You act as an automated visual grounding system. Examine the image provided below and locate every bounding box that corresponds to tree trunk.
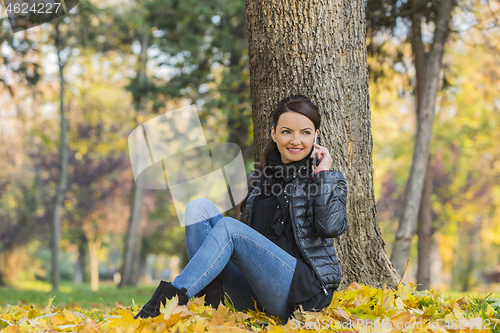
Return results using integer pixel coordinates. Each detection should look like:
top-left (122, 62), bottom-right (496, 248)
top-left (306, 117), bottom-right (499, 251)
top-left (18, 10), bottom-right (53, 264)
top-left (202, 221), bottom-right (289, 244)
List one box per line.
top-left (416, 155), bottom-right (433, 290)
top-left (131, 230), bottom-right (144, 284)
top-left (430, 234), bottom-right (443, 287)
top-left (51, 22), bottom-right (69, 292)
top-left (410, 9), bottom-right (426, 123)
top-left (120, 25), bottom-right (149, 287)
top-left (390, 0), bottom-right (456, 275)
top-left (120, 180), bottom-right (145, 286)
top-left (75, 250), bottom-right (83, 284)
top-left (75, 235), bottom-right (87, 284)
top-left (132, 250), bottom-right (147, 284)
top-left (461, 216), bottom-right (481, 291)
top-left (410, 6), bottom-right (435, 292)
top-left (88, 239), bottom-right (102, 292)
top-left (245, 0), bottom-right (399, 288)
top-left (0, 252), bottom-right (6, 286)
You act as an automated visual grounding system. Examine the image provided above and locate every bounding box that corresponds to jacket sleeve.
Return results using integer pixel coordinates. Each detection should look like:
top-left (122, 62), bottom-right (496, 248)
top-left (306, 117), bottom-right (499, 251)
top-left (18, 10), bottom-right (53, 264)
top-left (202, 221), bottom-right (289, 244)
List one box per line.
top-left (311, 170), bottom-right (348, 238)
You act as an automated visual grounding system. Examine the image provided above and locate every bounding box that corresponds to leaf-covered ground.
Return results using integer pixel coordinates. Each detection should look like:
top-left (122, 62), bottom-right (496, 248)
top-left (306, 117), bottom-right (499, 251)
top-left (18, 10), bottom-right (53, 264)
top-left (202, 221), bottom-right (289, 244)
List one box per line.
top-left (1, 282), bottom-right (499, 332)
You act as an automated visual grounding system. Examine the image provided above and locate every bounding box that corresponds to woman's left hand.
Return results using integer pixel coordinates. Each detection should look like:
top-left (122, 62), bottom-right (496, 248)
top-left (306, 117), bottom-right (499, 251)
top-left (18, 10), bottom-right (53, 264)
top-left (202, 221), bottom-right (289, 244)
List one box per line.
top-left (311, 142), bottom-right (332, 174)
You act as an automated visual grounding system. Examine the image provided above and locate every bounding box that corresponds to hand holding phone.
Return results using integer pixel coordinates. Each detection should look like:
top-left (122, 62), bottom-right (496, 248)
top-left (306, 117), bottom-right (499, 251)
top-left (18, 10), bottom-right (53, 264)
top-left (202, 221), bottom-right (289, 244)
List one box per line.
top-left (311, 133), bottom-right (333, 173)
top-left (313, 133), bottom-right (318, 167)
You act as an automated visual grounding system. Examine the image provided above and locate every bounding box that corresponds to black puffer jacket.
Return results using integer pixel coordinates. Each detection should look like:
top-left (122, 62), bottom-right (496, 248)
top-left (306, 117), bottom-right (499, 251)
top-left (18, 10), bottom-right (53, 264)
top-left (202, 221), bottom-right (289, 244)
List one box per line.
top-left (239, 168), bottom-right (348, 291)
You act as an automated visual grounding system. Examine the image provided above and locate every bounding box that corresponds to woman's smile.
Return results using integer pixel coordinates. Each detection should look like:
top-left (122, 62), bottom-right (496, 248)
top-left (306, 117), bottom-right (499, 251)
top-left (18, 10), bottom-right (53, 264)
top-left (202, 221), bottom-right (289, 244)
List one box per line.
top-left (287, 147), bottom-right (303, 153)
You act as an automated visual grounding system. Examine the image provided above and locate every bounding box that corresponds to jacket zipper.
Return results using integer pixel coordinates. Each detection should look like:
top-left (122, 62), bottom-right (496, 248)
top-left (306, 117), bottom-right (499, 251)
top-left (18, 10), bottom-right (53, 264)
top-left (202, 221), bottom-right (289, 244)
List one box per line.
top-left (289, 181), bottom-right (329, 296)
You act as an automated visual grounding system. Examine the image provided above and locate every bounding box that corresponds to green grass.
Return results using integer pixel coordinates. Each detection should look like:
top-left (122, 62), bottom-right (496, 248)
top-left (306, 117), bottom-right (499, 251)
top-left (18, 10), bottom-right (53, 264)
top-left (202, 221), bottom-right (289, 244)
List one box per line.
top-left (443, 290), bottom-right (500, 300)
top-left (1, 280), bottom-right (500, 311)
top-left (0, 280), bottom-right (157, 309)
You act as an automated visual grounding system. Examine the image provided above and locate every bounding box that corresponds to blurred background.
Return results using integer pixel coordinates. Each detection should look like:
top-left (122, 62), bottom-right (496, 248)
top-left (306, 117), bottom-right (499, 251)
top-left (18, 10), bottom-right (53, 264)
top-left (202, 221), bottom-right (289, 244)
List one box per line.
top-left (1, 0), bottom-right (500, 303)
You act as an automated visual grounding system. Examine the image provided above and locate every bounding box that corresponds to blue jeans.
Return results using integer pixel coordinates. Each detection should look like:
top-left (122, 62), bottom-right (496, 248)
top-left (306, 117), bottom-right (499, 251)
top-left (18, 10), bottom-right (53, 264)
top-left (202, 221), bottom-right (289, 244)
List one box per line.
top-left (171, 198), bottom-right (297, 319)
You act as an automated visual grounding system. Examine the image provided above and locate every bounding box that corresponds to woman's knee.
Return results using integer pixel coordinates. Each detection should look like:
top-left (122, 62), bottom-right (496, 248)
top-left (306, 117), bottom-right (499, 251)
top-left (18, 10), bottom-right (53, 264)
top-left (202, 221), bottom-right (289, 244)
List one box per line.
top-left (184, 198), bottom-right (218, 224)
top-left (215, 217), bottom-right (246, 235)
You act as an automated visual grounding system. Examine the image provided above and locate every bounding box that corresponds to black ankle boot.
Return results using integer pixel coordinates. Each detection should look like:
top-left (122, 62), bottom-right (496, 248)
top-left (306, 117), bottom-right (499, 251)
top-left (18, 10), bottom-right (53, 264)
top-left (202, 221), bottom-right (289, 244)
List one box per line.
top-left (134, 281), bottom-right (189, 319)
top-left (195, 276), bottom-right (224, 308)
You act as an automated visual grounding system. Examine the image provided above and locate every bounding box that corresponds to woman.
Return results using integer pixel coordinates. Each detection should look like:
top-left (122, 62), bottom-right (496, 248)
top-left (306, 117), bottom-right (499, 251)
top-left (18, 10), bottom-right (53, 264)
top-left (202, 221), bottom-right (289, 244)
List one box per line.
top-left (135, 95), bottom-right (348, 321)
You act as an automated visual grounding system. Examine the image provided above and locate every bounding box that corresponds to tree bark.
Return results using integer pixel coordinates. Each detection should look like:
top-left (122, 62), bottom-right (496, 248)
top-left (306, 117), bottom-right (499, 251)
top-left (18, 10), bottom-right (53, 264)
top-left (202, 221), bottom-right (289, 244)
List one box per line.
top-left (51, 22), bottom-right (69, 292)
top-left (416, 155), bottom-right (433, 290)
top-left (390, 0), bottom-right (456, 275)
top-left (410, 7), bottom-right (435, 292)
top-left (245, 0), bottom-right (399, 288)
top-left (410, 10), bottom-right (426, 122)
top-left (119, 25), bottom-right (149, 287)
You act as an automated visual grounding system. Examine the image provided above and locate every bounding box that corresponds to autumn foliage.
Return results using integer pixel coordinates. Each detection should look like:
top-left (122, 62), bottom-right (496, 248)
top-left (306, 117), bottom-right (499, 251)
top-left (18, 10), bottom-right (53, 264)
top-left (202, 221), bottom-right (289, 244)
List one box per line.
top-left (1, 282), bottom-right (499, 332)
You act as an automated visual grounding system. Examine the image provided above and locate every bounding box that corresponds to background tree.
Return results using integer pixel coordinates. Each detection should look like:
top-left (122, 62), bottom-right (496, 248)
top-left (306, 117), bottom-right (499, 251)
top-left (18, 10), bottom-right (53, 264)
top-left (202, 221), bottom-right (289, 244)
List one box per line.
top-left (117, 0), bottom-right (253, 285)
top-left (367, 0), bottom-right (500, 290)
top-left (365, 0), bottom-right (440, 289)
top-left (62, 51), bottom-right (133, 290)
top-left (390, 0), bottom-right (456, 279)
top-left (363, 0), bottom-right (458, 287)
top-left (116, 0), bottom-right (151, 287)
top-left (245, 0), bottom-right (400, 288)
top-left (432, 39), bottom-right (500, 290)
top-left (50, 20), bottom-right (69, 293)
top-left (0, 7), bottom-right (42, 287)
top-left (46, 0), bottom-right (107, 291)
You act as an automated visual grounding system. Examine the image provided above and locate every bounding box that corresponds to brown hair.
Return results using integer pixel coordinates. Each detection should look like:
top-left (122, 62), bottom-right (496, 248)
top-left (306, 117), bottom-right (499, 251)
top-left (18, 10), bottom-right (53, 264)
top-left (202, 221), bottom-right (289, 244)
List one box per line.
top-left (239, 95), bottom-right (321, 212)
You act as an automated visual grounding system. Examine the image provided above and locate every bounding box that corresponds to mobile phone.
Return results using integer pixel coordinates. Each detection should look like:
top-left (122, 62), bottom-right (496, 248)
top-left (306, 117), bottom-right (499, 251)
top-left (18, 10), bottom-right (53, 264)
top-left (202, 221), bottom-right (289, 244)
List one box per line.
top-left (313, 133), bottom-right (318, 167)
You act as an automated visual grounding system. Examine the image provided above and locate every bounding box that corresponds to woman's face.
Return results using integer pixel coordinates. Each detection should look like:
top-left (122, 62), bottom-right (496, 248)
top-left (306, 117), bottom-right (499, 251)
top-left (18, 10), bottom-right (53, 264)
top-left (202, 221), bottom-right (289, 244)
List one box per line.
top-left (271, 111), bottom-right (319, 164)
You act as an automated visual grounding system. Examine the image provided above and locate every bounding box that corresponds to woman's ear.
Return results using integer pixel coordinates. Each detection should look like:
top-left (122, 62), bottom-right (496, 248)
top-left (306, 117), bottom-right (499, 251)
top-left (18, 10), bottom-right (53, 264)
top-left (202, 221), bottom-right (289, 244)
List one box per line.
top-left (271, 126), bottom-right (276, 142)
